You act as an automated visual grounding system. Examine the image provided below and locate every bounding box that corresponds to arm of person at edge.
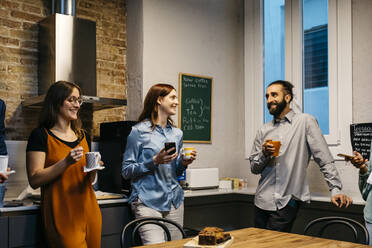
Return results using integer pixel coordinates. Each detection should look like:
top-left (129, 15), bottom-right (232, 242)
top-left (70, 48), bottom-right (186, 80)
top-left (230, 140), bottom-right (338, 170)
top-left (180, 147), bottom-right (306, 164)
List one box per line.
top-left (249, 129), bottom-right (275, 174)
top-left (26, 146), bottom-right (85, 189)
top-left (0, 168), bottom-right (11, 183)
top-left (349, 150), bottom-right (371, 201)
top-left (0, 173), bottom-right (7, 183)
top-left (306, 115), bottom-right (352, 208)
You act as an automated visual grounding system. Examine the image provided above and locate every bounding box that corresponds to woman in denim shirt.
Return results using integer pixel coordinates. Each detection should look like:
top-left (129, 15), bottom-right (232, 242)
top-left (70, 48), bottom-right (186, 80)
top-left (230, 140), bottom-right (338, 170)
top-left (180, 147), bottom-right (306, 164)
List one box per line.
top-left (122, 83), bottom-right (197, 245)
top-left (350, 146), bottom-right (372, 245)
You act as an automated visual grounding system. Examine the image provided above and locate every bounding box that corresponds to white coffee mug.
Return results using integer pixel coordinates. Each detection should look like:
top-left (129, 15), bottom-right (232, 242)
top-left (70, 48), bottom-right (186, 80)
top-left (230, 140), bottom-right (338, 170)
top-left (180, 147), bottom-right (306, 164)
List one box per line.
top-left (0, 155), bottom-right (8, 172)
top-left (85, 152), bottom-right (101, 169)
top-left (182, 147), bottom-right (195, 160)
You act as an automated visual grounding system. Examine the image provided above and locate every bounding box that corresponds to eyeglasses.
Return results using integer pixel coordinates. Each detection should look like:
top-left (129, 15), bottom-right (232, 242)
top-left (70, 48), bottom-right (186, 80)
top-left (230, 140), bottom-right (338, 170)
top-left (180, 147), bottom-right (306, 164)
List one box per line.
top-left (66, 97), bottom-right (84, 105)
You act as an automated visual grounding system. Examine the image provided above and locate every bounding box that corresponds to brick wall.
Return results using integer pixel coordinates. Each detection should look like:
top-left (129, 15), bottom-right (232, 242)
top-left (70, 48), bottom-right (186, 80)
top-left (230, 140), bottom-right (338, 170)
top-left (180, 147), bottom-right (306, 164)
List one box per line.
top-left (0, 0), bottom-right (127, 140)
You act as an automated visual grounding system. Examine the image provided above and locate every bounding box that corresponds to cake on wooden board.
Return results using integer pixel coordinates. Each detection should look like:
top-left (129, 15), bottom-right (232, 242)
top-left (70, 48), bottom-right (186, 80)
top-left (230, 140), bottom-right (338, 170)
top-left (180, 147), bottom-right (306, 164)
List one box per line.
top-left (198, 227), bottom-right (231, 245)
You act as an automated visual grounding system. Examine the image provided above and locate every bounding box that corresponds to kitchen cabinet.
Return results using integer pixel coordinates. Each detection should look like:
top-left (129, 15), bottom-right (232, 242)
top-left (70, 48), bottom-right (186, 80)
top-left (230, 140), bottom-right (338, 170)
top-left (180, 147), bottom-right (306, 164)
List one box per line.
top-left (184, 193), bottom-right (255, 231)
top-left (292, 200), bottom-right (365, 235)
top-left (184, 192), bottom-right (365, 238)
top-left (0, 201), bottom-right (132, 248)
top-left (0, 216), bottom-right (8, 248)
top-left (0, 211), bottom-right (45, 248)
top-left (9, 214), bottom-right (44, 248)
top-left (100, 203), bottom-right (133, 248)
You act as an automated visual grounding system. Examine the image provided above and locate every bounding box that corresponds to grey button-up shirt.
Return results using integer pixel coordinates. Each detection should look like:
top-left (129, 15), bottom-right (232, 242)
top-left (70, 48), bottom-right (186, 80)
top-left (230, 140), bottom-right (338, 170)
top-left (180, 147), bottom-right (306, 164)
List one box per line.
top-left (249, 110), bottom-right (342, 211)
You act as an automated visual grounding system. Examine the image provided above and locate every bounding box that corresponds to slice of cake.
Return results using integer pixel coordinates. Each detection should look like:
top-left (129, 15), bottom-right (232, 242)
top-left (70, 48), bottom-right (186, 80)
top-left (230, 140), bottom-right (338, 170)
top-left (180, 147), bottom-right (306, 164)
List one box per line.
top-left (198, 227), bottom-right (231, 245)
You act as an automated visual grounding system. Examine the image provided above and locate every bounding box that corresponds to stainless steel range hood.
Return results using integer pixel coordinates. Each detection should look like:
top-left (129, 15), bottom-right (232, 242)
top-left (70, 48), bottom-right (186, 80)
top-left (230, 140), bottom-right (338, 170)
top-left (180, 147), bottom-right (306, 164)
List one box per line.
top-left (23, 2), bottom-right (126, 110)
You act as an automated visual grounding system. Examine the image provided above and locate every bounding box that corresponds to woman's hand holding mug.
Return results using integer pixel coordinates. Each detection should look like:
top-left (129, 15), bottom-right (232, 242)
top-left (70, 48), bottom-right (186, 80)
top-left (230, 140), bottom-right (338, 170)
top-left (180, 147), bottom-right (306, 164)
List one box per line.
top-left (0, 168), bottom-right (10, 183)
top-left (182, 147), bottom-right (197, 166)
top-left (66, 146), bottom-right (84, 165)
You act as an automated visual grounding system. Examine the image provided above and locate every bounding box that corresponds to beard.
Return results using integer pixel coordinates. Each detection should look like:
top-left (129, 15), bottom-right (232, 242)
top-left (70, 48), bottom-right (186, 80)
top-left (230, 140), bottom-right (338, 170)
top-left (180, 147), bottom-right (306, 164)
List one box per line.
top-left (267, 98), bottom-right (287, 117)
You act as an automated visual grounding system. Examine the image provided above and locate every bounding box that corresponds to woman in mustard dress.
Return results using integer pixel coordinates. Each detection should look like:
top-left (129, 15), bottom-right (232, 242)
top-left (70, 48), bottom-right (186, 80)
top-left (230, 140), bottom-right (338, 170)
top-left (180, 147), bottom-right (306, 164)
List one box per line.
top-left (26, 81), bottom-right (102, 247)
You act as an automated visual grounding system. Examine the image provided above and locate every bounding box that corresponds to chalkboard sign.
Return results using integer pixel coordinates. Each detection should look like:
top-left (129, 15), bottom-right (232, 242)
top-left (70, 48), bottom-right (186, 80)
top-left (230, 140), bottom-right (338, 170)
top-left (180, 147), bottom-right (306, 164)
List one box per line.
top-left (178, 73), bottom-right (212, 143)
top-left (350, 123), bottom-right (372, 159)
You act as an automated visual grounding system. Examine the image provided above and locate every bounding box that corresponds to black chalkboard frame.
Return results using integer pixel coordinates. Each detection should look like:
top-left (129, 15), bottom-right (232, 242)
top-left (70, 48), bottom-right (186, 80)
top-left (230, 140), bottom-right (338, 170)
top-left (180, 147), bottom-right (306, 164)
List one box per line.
top-left (178, 72), bottom-right (213, 143)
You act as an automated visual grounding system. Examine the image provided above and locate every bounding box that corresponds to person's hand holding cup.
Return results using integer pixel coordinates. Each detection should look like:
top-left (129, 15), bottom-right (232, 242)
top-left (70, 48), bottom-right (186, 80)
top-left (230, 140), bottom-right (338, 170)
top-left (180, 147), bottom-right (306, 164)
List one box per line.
top-left (0, 171), bottom-right (8, 184)
top-left (66, 146), bottom-right (84, 165)
top-left (182, 147), bottom-right (197, 166)
top-left (263, 139), bottom-right (281, 157)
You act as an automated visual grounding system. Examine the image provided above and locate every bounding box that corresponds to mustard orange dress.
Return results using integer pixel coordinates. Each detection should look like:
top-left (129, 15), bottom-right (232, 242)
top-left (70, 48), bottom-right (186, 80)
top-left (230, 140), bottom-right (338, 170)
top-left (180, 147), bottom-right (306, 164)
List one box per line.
top-left (27, 128), bottom-right (102, 248)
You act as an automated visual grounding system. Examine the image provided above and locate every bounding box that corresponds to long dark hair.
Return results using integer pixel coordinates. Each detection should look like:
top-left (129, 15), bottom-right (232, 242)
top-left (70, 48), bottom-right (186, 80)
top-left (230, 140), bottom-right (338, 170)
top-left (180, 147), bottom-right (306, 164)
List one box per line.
top-left (38, 81), bottom-right (83, 138)
top-left (138, 83), bottom-right (176, 128)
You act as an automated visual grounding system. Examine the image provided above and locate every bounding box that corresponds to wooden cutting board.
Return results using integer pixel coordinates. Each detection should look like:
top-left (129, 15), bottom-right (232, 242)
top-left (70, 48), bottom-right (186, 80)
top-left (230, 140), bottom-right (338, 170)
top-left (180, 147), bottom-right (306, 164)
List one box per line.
top-left (183, 236), bottom-right (234, 248)
top-left (95, 194), bottom-right (123, 200)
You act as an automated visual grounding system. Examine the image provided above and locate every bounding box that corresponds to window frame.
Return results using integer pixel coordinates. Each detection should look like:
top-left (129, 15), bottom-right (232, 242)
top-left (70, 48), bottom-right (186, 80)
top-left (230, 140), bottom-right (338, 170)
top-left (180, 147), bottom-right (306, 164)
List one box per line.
top-left (244, 0), bottom-right (352, 159)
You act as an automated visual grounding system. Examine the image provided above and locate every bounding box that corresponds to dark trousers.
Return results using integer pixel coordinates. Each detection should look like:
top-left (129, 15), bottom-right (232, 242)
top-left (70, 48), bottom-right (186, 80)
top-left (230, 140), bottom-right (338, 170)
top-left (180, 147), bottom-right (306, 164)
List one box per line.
top-left (254, 200), bottom-right (300, 232)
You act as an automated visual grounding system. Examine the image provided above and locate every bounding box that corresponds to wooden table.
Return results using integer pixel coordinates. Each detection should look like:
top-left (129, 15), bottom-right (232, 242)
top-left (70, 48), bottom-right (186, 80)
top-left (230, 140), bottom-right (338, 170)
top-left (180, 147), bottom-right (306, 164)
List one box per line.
top-left (136, 227), bottom-right (369, 247)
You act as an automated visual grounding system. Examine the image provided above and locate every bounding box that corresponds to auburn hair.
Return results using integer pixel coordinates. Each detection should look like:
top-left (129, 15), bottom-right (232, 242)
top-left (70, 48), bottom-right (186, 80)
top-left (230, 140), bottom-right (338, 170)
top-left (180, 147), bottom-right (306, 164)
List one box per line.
top-left (138, 83), bottom-right (176, 128)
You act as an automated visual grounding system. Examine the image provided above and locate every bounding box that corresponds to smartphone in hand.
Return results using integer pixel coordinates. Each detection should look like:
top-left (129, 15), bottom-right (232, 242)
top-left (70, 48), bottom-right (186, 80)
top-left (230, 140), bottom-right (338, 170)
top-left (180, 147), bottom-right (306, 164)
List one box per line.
top-left (164, 142), bottom-right (176, 155)
top-left (337, 153), bottom-right (355, 160)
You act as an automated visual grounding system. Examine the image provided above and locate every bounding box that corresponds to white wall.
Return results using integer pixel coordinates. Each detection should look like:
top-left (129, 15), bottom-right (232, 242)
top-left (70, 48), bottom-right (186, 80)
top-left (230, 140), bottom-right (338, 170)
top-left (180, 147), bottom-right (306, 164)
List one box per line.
top-left (352, 0), bottom-right (372, 123)
top-left (127, 0), bottom-right (247, 178)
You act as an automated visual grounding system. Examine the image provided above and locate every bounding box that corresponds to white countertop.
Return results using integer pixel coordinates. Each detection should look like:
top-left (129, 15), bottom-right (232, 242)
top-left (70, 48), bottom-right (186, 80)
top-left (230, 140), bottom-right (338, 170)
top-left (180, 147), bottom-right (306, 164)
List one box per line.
top-left (184, 187), bottom-right (256, 197)
top-left (184, 186), bottom-right (366, 205)
top-left (1, 187), bottom-right (366, 213)
top-left (0, 197), bottom-right (128, 213)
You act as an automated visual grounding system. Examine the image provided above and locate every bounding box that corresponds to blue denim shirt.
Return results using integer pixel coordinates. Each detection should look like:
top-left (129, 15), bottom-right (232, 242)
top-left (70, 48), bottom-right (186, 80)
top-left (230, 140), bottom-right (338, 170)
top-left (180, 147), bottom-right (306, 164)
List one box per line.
top-left (122, 120), bottom-right (186, 211)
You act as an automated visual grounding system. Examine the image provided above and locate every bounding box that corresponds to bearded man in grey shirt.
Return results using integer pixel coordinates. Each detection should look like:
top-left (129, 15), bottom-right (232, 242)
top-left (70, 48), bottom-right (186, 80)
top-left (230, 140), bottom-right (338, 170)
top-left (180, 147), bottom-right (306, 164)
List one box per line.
top-left (249, 80), bottom-right (352, 232)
